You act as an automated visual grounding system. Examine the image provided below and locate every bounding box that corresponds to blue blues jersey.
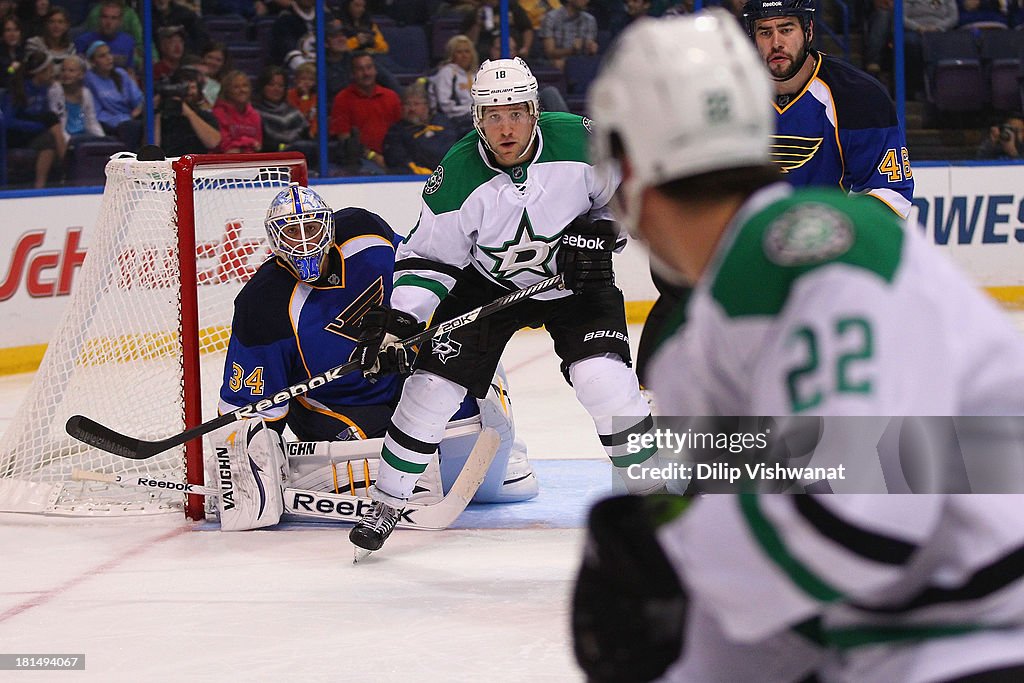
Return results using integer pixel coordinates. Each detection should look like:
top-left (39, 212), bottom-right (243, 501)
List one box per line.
top-left (773, 53), bottom-right (914, 218)
top-left (219, 207), bottom-right (402, 436)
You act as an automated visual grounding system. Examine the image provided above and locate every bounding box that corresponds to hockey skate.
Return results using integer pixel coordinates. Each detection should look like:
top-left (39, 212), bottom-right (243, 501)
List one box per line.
top-left (349, 499), bottom-right (402, 553)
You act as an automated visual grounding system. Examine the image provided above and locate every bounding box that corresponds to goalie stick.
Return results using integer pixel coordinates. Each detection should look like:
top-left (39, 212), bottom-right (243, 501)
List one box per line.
top-left (292, 428), bottom-right (499, 531)
top-left (71, 429), bottom-right (500, 531)
top-left (72, 469), bottom-right (219, 496)
top-left (65, 275), bottom-right (563, 460)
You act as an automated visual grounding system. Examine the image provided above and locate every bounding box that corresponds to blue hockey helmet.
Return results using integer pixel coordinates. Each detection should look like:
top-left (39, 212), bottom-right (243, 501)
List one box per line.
top-left (741, 0), bottom-right (815, 38)
top-left (264, 183), bottom-right (334, 282)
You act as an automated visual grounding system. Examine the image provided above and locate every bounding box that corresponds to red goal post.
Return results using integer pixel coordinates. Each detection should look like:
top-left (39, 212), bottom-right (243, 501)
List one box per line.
top-left (0, 152), bottom-right (308, 520)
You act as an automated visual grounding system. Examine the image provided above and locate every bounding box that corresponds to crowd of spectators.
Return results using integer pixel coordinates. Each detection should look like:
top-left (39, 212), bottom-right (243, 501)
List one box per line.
top-left (3, 0), bottom-right (1024, 189)
top-left (0, 0), bottom-right (692, 188)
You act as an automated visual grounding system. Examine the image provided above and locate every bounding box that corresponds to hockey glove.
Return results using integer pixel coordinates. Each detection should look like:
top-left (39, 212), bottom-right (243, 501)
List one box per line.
top-left (557, 217), bottom-right (617, 294)
top-left (355, 305), bottom-right (425, 383)
top-left (572, 494), bottom-right (689, 683)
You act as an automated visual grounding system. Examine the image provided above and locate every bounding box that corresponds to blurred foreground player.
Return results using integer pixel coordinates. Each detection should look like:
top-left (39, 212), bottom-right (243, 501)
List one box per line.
top-left (207, 184), bottom-right (537, 531)
top-left (573, 11), bottom-right (1024, 682)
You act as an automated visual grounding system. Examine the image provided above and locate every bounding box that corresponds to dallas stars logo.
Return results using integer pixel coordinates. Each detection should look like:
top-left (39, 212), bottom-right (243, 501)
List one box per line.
top-left (479, 212), bottom-right (559, 279)
top-left (431, 332), bottom-right (462, 364)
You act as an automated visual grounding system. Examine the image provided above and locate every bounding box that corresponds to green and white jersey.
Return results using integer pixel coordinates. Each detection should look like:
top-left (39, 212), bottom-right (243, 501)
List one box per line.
top-left (649, 183), bottom-right (1024, 416)
top-left (660, 494), bottom-right (1024, 682)
top-left (392, 112), bottom-right (619, 322)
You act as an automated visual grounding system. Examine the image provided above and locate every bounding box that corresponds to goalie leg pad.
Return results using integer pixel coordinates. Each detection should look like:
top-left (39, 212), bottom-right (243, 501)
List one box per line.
top-left (206, 419), bottom-right (287, 531)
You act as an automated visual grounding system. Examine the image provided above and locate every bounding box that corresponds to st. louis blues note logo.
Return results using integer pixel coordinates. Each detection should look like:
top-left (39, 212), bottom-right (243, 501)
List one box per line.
top-left (770, 135), bottom-right (823, 173)
top-left (431, 332), bottom-right (462, 364)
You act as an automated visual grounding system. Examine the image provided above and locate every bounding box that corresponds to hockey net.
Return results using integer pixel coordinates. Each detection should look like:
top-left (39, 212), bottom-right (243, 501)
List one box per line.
top-left (0, 153), bottom-right (307, 519)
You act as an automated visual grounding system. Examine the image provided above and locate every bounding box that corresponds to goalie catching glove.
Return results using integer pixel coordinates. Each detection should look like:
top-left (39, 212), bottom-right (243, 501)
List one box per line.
top-left (557, 217), bottom-right (617, 294)
top-left (355, 305), bottom-right (425, 383)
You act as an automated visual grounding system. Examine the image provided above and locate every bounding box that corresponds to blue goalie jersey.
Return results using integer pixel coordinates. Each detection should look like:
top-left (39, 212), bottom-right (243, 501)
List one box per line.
top-left (773, 53), bottom-right (913, 218)
top-left (219, 207), bottom-right (402, 436)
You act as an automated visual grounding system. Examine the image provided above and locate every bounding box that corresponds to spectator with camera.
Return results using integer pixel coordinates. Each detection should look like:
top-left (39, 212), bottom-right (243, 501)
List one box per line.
top-left (977, 115), bottom-right (1024, 159)
top-left (154, 66), bottom-right (221, 157)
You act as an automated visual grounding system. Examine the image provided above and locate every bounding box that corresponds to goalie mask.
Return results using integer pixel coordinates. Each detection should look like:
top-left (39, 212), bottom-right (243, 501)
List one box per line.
top-left (587, 11), bottom-right (773, 237)
top-left (471, 57), bottom-right (540, 159)
top-left (265, 184), bottom-right (334, 282)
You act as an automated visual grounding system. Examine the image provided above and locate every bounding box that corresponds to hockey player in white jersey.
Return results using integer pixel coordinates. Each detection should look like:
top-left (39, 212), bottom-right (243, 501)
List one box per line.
top-left (349, 56), bottom-right (661, 552)
top-left (572, 11), bottom-right (1024, 682)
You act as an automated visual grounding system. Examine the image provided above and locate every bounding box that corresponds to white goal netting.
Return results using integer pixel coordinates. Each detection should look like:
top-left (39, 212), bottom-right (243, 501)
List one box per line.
top-left (0, 153), bottom-right (306, 517)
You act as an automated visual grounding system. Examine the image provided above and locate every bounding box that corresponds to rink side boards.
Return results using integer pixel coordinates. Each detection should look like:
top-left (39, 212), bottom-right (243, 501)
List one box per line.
top-left (2, 164), bottom-right (1024, 375)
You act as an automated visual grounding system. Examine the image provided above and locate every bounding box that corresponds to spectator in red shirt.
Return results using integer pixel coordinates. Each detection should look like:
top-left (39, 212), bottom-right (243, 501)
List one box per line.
top-left (212, 69), bottom-right (262, 154)
top-left (328, 51), bottom-right (401, 173)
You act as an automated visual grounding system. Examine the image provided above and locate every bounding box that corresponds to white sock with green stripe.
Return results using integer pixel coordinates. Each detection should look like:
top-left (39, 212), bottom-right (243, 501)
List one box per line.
top-left (569, 355), bottom-right (663, 493)
top-left (375, 371), bottom-right (468, 500)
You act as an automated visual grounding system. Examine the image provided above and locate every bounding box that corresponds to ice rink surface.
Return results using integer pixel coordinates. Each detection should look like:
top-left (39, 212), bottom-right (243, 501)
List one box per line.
top-left (0, 326), bottom-right (629, 682)
top-left (5, 314), bottom-right (1024, 682)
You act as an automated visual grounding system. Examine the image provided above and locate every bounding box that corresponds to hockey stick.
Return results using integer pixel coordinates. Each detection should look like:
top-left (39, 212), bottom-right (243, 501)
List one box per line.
top-left (70, 429), bottom-right (500, 531)
top-left (66, 275), bottom-right (564, 460)
top-left (288, 428), bottom-right (499, 530)
top-left (72, 469), bottom-right (220, 496)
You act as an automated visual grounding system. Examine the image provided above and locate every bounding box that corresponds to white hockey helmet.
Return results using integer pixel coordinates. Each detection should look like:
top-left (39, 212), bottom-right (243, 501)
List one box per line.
top-left (264, 183), bottom-right (334, 282)
top-left (587, 10), bottom-right (774, 235)
top-left (471, 57), bottom-right (540, 155)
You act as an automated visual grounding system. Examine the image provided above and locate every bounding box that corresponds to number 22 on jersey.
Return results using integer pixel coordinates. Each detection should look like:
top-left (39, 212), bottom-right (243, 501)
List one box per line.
top-left (785, 316), bottom-right (874, 412)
